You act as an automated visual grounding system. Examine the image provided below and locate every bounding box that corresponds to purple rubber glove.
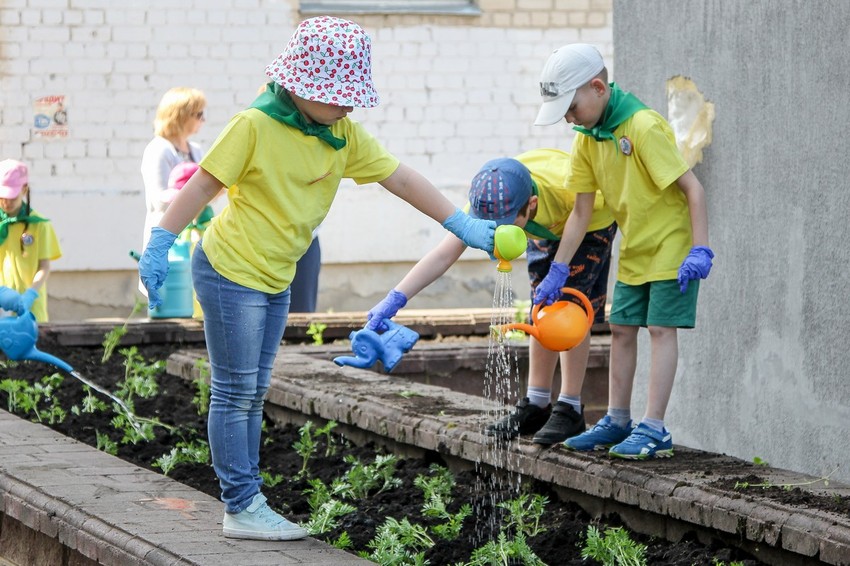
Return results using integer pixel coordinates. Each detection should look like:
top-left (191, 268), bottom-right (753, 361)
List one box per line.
top-left (442, 208), bottom-right (496, 254)
top-left (139, 226), bottom-right (178, 309)
top-left (19, 288), bottom-right (38, 314)
top-left (677, 246), bottom-right (714, 293)
top-left (533, 261), bottom-right (570, 306)
top-left (366, 289), bottom-right (408, 332)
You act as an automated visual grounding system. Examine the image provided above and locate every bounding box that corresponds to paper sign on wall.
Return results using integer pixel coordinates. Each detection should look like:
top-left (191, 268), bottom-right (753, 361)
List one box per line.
top-left (32, 95), bottom-right (69, 139)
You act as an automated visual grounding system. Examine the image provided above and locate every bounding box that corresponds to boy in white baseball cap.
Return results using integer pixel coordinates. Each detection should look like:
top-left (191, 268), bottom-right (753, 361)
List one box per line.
top-left (531, 44), bottom-right (714, 459)
top-left (137, 15), bottom-right (497, 542)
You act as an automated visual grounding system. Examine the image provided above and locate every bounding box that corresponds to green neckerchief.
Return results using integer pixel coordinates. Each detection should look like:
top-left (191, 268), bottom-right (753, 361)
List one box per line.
top-left (249, 82), bottom-right (346, 150)
top-left (0, 206), bottom-right (48, 245)
top-left (521, 179), bottom-right (562, 241)
top-left (573, 82), bottom-right (648, 143)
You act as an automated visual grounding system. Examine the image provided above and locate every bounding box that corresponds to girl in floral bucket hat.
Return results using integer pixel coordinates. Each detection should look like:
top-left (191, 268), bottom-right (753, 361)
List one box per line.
top-left (138, 15), bottom-right (496, 543)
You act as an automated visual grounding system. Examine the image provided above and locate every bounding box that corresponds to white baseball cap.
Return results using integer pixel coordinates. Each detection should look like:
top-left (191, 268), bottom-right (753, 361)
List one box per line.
top-left (534, 44), bottom-right (605, 126)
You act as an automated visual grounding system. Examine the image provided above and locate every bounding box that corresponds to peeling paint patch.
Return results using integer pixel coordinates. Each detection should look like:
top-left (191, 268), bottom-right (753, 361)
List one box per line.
top-left (667, 76), bottom-right (716, 167)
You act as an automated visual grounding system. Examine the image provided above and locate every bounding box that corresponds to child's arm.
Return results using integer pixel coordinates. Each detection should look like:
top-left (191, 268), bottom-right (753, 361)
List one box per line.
top-left (676, 169), bottom-right (713, 292)
top-left (677, 169), bottom-right (709, 246)
top-left (380, 163), bottom-right (495, 252)
top-left (140, 167), bottom-right (224, 309)
top-left (366, 233), bottom-right (466, 331)
top-left (158, 168), bottom-right (223, 235)
top-left (534, 192), bottom-right (595, 305)
top-left (30, 259), bottom-right (50, 292)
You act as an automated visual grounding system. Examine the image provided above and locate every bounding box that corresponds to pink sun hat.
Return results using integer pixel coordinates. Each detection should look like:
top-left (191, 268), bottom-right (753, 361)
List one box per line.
top-left (265, 16), bottom-right (380, 108)
top-left (0, 159), bottom-right (29, 199)
top-left (161, 162), bottom-right (199, 204)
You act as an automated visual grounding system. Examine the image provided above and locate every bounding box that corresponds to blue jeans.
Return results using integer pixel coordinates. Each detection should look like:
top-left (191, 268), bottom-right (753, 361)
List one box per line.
top-left (191, 240), bottom-right (291, 513)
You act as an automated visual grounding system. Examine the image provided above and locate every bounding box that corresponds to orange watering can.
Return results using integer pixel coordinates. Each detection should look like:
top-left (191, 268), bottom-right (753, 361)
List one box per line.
top-left (497, 288), bottom-right (594, 352)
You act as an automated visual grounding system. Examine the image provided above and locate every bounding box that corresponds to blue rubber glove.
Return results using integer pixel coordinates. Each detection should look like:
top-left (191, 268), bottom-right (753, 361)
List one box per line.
top-left (677, 245), bottom-right (714, 293)
top-left (19, 288), bottom-right (38, 314)
top-left (139, 226), bottom-right (178, 309)
top-left (442, 208), bottom-right (496, 254)
top-left (366, 289), bottom-right (408, 331)
top-left (533, 261), bottom-right (570, 306)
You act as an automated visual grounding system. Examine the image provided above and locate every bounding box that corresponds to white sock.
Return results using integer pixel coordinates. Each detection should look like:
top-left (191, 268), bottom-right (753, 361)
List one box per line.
top-left (527, 386), bottom-right (551, 408)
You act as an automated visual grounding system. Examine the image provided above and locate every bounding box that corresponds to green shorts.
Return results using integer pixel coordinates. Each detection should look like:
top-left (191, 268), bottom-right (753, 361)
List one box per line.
top-left (608, 279), bottom-right (700, 329)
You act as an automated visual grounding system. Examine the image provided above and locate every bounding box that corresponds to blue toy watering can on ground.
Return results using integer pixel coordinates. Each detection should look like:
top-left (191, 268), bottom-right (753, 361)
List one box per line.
top-left (0, 286), bottom-right (72, 372)
top-left (334, 320), bottom-right (419, 373)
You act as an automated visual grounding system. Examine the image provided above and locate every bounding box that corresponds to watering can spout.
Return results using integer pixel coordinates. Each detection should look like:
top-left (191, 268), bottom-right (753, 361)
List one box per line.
top-left (22, 348), bottom-right (74, 373)
top-left (498, 321), bottom-right (538, 339)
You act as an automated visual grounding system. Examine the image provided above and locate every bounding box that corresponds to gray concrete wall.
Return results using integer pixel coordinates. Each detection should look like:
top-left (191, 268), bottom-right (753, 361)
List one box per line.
top-left (613, 0), bottom-right (850, 482)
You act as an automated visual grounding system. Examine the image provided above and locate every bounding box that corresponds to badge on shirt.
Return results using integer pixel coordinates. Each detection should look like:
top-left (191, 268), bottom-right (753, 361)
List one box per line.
top-left (619, 136), bottom-right (633, 156)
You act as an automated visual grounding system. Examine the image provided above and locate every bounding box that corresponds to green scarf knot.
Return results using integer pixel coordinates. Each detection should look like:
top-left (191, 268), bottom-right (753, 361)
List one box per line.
top-left (249, 82), bottom-right (347, 150)
top-left (0, 208), bottom-right (48, 245)
top-left (573, 82), bottom-right (648, 144)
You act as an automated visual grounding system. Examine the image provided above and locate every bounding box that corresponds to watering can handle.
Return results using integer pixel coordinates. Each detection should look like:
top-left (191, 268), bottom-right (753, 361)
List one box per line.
top-left (560, 287), bottom-right (595, 329)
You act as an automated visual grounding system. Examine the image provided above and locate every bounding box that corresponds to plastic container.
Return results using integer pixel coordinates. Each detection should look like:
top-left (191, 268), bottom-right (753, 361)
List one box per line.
top-left (150, 240), bottom-right (194, 319)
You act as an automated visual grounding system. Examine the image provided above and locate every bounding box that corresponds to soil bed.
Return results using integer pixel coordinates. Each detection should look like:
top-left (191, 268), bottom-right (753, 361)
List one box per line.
top-left (5, 340), bottom-right (839, 565)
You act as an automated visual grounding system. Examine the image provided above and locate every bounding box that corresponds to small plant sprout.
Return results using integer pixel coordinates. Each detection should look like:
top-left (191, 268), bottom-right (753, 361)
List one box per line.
top-left (415, 464), bottom-right (470, 541)
top-left (734, 466), bottom-right (840, 491)
top-left (260, 470), bottom-right (284, 488)
top-left (191, 359), bottom-right (211, 416)
top-left (467, 532), bottom-right (545, 566)
top-left (306, 321), bottom-right (327, 345)
top-left (361, 517), bottom-right (434, 566)
top-left (293, 421), bottom-right (318, 479)
top-left (753, 456), bottom-right (769, 466)
top-left (0, 374), bottom-right (67, 424)
top-left (497, 492), bottom-right (549, 538)
top-left (153, 439), bottom-right (210, 476)
top-left (101, 300), bottom-right (144, 363)
top-left (398, 390), bottom-right (421, 399)
top-left (316, 420), bottom-right (338, 456)
top-left (581, 525), bottom-right (647, 566)
top-left (343, 454), bottom-right (402, 498)
top-left (95, 430), bottom-right (118, 455)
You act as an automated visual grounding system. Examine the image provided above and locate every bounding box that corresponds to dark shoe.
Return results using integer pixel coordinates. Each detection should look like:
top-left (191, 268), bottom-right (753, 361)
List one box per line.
top-left (484, 398), bottom-right (551, 440)
top-left (532, 402), bottom-right (586, 445)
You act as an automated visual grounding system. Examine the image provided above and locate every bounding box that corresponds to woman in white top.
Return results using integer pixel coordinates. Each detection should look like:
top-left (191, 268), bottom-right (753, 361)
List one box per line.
top-left (141, 87), bottom-right (207, 248)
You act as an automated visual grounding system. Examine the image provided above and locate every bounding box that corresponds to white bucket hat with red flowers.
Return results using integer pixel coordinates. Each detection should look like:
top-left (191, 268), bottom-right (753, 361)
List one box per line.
top-left (266, 16), bottom-right (380, 108)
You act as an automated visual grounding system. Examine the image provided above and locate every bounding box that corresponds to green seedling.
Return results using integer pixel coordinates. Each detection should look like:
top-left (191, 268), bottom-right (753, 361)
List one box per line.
top-left (753, 456), bottom-right (769, 466)
top-left (415, 464), bottom-right (471, 541)
top-left (0, 374), bottom-right (67, 424)
top-left (467, 532), bottom-right (545, 566)
top-left (153, 439), bottom-right (210, 476)
top-left (497, 492), bottom-right (548, 538)
top-left (361, 517), bottom-right (433, 566)
top-left (260, 470), bottom-right (284, 488)
top-left (293, 421), bottom-right (318, 479)
top-left (102, 300), bottom-right (144, 362)
top-left (398, 390), bottom-right (421, 399)
top-left (734, 465), bottom-right (839, 491)
top-left (316, 420), bottom-right (338, 456)
top-left (192, 359), bottom-right (211, 416)
top-left (306, 321), bottom-right (328, 345)
top-left (95, 430), bottom-right (118, 455)
top-left (331, 531), bottom-right (353, 550)
top-left (581, 525), bottom-right (647, 566)
top-left (343, 454), bottom-right (402, 499)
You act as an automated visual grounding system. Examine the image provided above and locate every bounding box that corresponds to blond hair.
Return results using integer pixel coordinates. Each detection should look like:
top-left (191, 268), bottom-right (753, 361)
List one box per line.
top-left (153, 87), bottom-right (206, 140)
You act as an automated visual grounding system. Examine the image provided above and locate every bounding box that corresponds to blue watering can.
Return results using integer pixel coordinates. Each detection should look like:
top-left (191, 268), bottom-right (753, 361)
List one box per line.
top-left (333, 320), bottom-right (419, 373)
top-left (0, 286), bottom-right (144, 432)
top-left (0, 286), bottom-right (72, 372)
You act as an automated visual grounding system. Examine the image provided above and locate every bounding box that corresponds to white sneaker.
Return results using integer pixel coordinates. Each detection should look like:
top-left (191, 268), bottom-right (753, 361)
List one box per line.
top-left (223, 493), bottom-right (308, 541)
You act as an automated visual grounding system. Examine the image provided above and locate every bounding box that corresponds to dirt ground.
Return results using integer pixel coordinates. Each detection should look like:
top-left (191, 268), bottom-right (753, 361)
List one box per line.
top-left (4, 341), bottom-right (846, 565)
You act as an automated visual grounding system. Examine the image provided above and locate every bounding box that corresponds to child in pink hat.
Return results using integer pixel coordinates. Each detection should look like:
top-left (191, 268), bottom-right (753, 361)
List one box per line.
top-left (138, 15), bottom-right (497, 542)
top-left (0, 159), bottom-right (62, 321)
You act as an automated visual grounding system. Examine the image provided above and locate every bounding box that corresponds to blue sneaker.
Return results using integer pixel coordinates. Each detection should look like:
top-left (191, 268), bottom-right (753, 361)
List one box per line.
top-left (562, 415), bottom-right (632, 451)
top-left (223, 493), bottom-right (308, 540)
top-left (608, 423), bottom-right (673, 459)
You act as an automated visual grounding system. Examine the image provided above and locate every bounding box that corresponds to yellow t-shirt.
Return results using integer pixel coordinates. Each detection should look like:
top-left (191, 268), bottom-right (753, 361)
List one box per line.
top-left (200, 109), bottom-right (399, 293)
top-left (0, 214), bottom-right (62, 322)
top-left (515, 148), bottom-right (614, 237)
top-left (568, 109), bottom-right (691, 285)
